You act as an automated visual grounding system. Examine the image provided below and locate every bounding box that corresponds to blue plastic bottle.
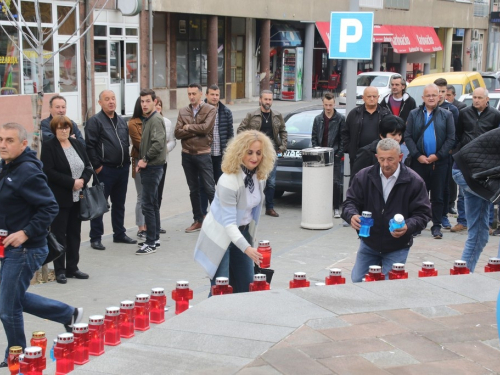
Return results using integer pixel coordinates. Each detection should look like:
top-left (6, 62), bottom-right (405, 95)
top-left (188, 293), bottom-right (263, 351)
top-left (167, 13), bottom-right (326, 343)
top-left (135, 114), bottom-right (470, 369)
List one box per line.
top-left (359, 211), bottom-right (374, 237)
top-left (50, 338), bottom-right (57, 362)
top-left (389, 214), bottom-right (405, 232)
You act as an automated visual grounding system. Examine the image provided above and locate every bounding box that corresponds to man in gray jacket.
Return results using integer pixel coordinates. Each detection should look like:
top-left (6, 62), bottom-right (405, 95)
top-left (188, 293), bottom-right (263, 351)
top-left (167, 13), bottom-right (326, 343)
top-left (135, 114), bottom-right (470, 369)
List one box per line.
top-left (135, 89), bottom-right (167, 255)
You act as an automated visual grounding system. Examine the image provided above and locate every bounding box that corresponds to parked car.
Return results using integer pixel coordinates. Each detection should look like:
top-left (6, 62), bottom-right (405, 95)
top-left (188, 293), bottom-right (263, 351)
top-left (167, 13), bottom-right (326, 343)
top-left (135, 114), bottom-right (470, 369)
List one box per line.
top-left (480, 71), bottom-right (500, 92)
top-left (274, 105), bottom-right (346, 197)
top-left (337, 72), bottom-right (401, 106)
top-left (407, 71), bottom-right (486, 107)
top-left (458, 92), bottom-right (500, 110)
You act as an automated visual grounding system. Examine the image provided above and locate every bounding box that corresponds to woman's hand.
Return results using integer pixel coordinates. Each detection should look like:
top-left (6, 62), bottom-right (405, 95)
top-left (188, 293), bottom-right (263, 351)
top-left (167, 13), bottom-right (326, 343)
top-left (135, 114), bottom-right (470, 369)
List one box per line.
top-left (73, 178), bottom-right (84, 191)
top-left (244, 246), bottom-right (263, 265)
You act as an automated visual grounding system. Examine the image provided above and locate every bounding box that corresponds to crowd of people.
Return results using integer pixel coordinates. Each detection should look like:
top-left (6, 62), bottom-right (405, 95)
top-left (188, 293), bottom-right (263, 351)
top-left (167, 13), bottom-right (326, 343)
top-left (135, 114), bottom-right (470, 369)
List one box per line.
top-left (1, 73), bottom-right (499, 366)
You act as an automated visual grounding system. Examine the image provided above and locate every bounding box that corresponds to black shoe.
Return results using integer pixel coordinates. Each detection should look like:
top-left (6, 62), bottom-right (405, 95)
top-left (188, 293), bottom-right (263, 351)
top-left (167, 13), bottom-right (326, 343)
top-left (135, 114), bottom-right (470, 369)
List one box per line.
top-left (64, 307), bottom-right (83, 332)
top-left (136, 244), bottom-right (156, 255)
top-left (113, 235), bottom-right (137, 244)
top-left (159, 227), bottom-right (166, 234)
top-left (448, 207), bottom-right (457, 215)
top-left (67, 270), bottom-right (89, 279)
top-left (56, 274), bottom-right (67, 284)
top-left (0, 362), bottom-right (7, 368)
top-left (91, 241), bottom-right (106, 250)
top-left (431, 227), bottom-right (443, 239)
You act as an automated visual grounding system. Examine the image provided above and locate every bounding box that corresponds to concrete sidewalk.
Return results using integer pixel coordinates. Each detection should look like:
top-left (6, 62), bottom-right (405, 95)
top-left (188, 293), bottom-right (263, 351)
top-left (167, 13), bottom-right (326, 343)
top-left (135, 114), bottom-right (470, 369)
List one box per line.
top-left (3, 191), bottom-right (499, 374)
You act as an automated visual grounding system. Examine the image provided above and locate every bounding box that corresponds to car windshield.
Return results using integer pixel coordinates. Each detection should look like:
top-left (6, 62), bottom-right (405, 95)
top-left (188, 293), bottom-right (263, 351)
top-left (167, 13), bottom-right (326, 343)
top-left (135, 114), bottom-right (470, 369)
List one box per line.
top-left (357, 75), bottom-right (389, 88)
top-left (407, 84), bottom-right (464, 106)
top-left (482, 77), bottom-right (500, 91)
top-left (285, 110), bottom-right (322, 134)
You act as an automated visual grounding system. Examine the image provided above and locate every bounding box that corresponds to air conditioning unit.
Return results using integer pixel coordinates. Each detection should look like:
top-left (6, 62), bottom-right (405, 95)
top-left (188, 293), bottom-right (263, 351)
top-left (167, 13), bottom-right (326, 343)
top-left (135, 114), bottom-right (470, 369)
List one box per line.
top-left (473, 29), bottom-right (479, 40)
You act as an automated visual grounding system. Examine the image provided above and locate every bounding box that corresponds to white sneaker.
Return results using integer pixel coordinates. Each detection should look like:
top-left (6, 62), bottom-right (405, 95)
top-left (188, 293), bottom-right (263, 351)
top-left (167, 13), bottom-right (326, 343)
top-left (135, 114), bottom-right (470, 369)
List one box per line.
top-left (334, 209), bottom-right (341, 218)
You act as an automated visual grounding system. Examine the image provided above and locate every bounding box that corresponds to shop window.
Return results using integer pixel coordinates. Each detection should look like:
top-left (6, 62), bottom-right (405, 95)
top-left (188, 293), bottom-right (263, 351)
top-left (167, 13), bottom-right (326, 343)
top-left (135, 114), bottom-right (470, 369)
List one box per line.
top-left (126, 43), bottom-right (138, 83)
top-left (22, 27), bottom-right (54, 93)
top-left (384, 0), bottom-right (410, 10)
top-left (0, 0), bottom-right (18, 21)
top-left (176, 41), bottom-right (188, 87)
top-left (57, 6), bottom-right (76, 36)
top-left (21, 1), bottom-right (52, 23)
top-left (94, 40), bottom-right (107, 73)
top-left (0, 26), bottom-right (20, 95)
top-left (153, 12), bottom-right (167, 87)
top-left (59, 43), bottom-right (77, 92)
top-left (110, 27), bottom-right (122, 36)
top-left (126, 28), bottom-right (138, 36)
top-left (94, 25), bottom-right (107, 37)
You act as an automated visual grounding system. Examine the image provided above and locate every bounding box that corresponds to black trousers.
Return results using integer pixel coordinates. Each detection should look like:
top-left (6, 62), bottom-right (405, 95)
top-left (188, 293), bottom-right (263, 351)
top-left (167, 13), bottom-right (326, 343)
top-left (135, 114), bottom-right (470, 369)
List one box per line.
top-left (51, 201), bottom-right (82, 275)
top-left (157, 162), bottom-right (168, 208)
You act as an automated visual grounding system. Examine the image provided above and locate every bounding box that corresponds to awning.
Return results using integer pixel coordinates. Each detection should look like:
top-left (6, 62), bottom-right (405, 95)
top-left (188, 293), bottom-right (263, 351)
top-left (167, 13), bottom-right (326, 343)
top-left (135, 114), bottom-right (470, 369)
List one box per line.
top-left (383, 25), bottom-right (442, 54)
top-left (270, 24), bottom-right (302, 47)
top-left (315, 22), bottom-right (393, 53)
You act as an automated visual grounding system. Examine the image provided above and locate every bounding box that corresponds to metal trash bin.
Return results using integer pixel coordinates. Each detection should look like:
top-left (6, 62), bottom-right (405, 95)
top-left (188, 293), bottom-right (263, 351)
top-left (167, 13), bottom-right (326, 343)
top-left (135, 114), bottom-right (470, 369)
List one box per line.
top-left (301, 147), bottom-right (334, 229)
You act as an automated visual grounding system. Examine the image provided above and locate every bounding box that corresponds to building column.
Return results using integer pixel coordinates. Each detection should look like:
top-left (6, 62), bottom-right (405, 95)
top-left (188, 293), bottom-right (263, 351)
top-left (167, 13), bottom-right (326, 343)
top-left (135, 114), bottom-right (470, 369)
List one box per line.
top-left (373, 43), bottom-right (381, 71)
top-left (303, 23), bottom-right (314, 101)
top-left (207, 15), bottom-right (218, 87)
top-left (400, 54), bottom-right (407, 78)
top-left (464, 28), bottom-right (472, 71)
top-left (423, 63), bottom-right (430, 74)
top-left (445, 27), bottom-right (453, 71)
top-left (260, 19), bottom-right (271, 91)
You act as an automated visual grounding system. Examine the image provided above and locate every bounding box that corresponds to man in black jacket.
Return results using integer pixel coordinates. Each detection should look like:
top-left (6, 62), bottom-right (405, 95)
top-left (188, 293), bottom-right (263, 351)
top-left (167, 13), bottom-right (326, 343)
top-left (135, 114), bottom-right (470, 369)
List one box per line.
top-left (311, 92), bottom-right (344, 217)
top-left (85, 90), bottom-right (137, 250)
top-left (379, 74), bottom-right (416, 122)
top-left (200, 84), bottom-right (234, 216)
top-left (342, 138), bottom-right (431, 282)
top-left (41, 95), bottom-right (85, 146)
top-left (405, 84), bottom-right (455, 239)
top-left (452, 87), bottom-right (500, 272)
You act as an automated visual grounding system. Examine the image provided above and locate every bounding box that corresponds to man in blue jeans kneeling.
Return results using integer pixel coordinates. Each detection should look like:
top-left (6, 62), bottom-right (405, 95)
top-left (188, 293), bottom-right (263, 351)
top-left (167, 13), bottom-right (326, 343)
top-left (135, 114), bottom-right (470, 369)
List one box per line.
top-left (342, 138), bottom-right (431, 282)
top-left (0, 123), bottom-right (82, 367)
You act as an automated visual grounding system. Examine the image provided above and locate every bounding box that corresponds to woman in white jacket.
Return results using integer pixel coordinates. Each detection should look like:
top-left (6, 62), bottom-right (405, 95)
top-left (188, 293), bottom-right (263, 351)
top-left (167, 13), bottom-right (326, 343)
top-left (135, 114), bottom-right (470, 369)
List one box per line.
top-left (194, 130), bottom-right (276, 293)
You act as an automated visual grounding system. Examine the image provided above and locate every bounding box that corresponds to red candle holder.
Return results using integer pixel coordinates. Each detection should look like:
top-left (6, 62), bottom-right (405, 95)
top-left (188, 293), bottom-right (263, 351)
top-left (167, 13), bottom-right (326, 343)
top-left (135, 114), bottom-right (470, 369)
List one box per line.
top-left (88, 315), bottom-right (105, 356)
top-left (418, 261), bottom-right (438, 277)
top-left (54, 333), bottom-right (74, 375)
top-left (20, 347), bottom-right (44, 375)
top-left (325, 268), bottom-right (346, 285)
top-left (134, 294), bottom-right (151, 331)
top-left (211, 277), bottom-right (233, 296)
top-left (150, 288), bottom-right (167, 324)
top-left (364, 265), bottom-right (385, 282)
top-left (257, 240), bottom-right (272, 269)
top-left (72, 323), bottom-right (90, 365)
top-left (120, 300), bottom-right (135, 338)
top-left (7, 346), bottom-right (22, 375)
top-left (30, 331), bottom-right (47, 357)
top-left (171, 281), bottom-right (193, 315)
top-left (450, 260), bottom-right (470, 275)
top-left (104, 306), bottom-right (121, 346)
top-left (249, 273), bottom-right (270, 292)
top-left (388, 263), bottom-right (408, 280)
top-left (485, 257), bottom-right (500, 273)
top-left (0, 229), bottom-right (8, 258)
top-left (289, 272), bottom-right (310, 289)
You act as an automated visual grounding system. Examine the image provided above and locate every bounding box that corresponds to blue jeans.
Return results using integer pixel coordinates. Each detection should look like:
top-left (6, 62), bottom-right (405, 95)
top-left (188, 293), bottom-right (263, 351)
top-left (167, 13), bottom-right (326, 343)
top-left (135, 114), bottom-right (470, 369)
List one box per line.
top-left (141, 166), bottom-right (164, 245)
top-left (181, 153), bottom-right (215, 222)
top-left (265, 160), bottom-right (278, 210)
top-left (90, 164), bottom-right (130, 242)
top-left (209, 227), bottom-right (254, 295)
top-left (0, 246), bottom-right (74, 361)
top-left (452, 169), bottom-right (490, 272)
top-left (200, 155), bottom-right (223, 216)
top-left (457, 186), bottom-right (467, 226)
top-left (351, 240), bottom-right (410, 283)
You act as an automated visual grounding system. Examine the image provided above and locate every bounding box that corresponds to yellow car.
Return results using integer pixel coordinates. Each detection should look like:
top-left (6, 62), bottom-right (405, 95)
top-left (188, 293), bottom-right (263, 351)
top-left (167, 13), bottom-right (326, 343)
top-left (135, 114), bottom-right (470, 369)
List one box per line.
top-left (407, 72), bottom-right (486, 106)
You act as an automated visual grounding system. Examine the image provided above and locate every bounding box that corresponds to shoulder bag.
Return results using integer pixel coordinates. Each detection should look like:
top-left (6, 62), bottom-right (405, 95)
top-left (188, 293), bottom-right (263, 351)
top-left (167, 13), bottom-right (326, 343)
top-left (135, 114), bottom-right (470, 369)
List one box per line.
top-left (44, 231), bottom-right (64, 265)
top-left (79, 167), bottom-right (109, 221)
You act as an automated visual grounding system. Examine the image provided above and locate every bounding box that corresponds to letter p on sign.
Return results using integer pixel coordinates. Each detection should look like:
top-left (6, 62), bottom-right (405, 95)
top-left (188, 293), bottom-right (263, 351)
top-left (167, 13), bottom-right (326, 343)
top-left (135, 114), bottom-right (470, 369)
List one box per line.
top-left (329, 12), bottom-right (374, 60)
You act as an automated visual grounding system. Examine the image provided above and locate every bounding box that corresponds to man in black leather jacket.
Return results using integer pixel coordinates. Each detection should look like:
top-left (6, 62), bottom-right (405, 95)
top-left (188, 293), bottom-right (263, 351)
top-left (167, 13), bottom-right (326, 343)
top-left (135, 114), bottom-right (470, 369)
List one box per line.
top-left (85, 90), bottom-right (137, 250)
top-left (311, 92), bottom-right (344, 217)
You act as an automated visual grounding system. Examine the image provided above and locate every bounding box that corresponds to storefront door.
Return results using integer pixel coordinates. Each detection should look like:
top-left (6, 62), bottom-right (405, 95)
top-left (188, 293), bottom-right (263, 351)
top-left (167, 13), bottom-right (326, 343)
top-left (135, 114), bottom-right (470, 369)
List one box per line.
top-left (231, 34), bottom-right (245, 99)
top-left (57, 42), bottom-right (80, 123)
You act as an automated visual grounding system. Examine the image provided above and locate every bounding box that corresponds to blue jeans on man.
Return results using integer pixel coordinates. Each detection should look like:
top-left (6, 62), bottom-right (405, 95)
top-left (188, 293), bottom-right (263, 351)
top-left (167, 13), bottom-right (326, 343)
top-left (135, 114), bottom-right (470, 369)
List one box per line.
top-left (200, 155), bottom-right (223, 215)
top-left (209, 226), bottom-right (254, 295)
top-left (0, 246), bottom-right (74, 360)
top-left (141, 166), bottom-right (164, 245)
top-left (457, 186), bottom-right (467, 227)
top-left (351, 240), bottom-right (410, 282)
top-left (265, 160), bottom-right (278, 210)
top-left (452, 169), bottom-right (490, 272)
top-left (90, 164), bottom-right (130, 242)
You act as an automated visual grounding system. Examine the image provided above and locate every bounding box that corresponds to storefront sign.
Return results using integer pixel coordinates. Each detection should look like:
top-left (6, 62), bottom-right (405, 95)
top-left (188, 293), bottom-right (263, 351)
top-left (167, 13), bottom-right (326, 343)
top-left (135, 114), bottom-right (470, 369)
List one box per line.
top-left (0, 56), bottom-right (18, 64)
top-left (491, 12), bottom-right (500, 24)
top-left (329, 12), bottom-right (374, 60)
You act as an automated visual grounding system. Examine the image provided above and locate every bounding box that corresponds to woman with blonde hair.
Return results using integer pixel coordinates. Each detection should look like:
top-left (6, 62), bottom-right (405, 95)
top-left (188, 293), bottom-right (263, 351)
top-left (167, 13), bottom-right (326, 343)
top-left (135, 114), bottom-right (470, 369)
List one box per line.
top-left (194, 130), bottom-right (276, 294)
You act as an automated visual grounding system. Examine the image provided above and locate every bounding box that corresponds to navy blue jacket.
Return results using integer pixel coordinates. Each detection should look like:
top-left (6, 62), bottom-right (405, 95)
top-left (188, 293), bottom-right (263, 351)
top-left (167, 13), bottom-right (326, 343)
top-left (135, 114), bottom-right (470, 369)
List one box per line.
top-left (204, 100), bottom-right (234, 154)
top-left (0, 148), bottom-right (59, 249)
top-left (41, 115), bottom-right (85, 147)
top-left (404, 105), bottom-right (455, 164)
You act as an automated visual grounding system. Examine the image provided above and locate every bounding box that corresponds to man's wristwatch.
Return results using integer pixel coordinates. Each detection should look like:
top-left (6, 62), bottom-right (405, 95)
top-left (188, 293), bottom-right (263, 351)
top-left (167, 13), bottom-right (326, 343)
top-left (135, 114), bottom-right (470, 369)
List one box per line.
top-left (142, 156), bottom-right (149, 163)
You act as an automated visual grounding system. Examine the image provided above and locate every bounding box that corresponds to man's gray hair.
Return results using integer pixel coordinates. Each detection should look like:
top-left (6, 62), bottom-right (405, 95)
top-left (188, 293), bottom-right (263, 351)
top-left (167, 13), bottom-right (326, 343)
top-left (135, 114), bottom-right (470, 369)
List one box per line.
top-left (260, 90), bottom-right (273, 98)
top-left (0, 123), bottom-right (27, 142)
top-left (377, 138), bottom-right (401, 154)
top-left (475, 87), bottom-right (489, 97)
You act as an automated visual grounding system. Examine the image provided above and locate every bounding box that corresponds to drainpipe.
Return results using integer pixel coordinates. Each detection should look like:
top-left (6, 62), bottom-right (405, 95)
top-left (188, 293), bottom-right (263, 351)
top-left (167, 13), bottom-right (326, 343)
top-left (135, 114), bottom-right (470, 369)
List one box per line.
top-left (85, 0), bottom-right (92, 120)
top-left (149, 0), bottom-right (153, 88)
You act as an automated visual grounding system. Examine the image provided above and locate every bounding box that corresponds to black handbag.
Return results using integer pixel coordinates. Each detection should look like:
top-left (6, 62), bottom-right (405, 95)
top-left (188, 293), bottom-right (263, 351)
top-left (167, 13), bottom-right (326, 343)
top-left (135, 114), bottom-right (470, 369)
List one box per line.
top-left (79, 167), bottom-right (109, 221)
top-left (44, 231), bottom-right (64, 265)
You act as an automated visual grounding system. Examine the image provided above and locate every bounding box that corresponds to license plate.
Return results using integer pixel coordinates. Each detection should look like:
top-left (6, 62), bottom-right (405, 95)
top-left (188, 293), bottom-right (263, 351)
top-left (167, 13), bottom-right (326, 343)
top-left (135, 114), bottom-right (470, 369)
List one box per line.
top-left (284, 150), bottom-right (302, 158)
top-left (356, 99), bottom-right (364, 105)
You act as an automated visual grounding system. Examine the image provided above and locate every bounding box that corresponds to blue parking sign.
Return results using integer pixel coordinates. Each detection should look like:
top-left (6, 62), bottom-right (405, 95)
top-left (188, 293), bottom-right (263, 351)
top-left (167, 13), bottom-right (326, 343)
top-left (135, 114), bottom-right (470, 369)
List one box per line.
top-left (329, 12), bottom-right (374, 60)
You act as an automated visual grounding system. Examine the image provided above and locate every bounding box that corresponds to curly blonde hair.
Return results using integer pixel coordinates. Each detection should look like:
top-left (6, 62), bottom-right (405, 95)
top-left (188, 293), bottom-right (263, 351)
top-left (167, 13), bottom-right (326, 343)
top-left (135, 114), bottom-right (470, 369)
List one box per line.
top-left (222, 130), bottom-right (276, 180)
